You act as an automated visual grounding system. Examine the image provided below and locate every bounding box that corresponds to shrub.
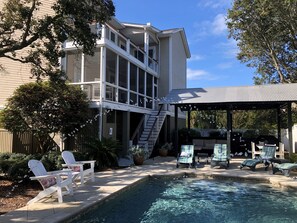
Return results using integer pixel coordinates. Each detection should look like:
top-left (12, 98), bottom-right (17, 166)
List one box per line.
top-left (41, 150), bottom-right (62, 171)
top-left (84, 137), bottom-right (121, 170)
top-left (289, 153), bottom-right (297, 163)
top-left (0, 151), bottom-right (62, 180)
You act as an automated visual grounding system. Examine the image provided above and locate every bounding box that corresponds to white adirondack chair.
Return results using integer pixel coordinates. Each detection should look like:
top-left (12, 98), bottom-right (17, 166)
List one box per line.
top-left (62, 151), bottom-right (95, 185)
top-left (27, 159), bottom-right (74, 204)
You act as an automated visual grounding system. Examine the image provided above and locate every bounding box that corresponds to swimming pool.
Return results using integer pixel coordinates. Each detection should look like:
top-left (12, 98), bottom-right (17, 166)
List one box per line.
top-left (71, 176), bottom-right (297, 223)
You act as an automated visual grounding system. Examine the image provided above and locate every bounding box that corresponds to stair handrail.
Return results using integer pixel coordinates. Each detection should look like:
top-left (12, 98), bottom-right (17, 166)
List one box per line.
top-left (131, 115), bottom-right (146, 145)
top-left (146, 104), bottom-right (164, 141)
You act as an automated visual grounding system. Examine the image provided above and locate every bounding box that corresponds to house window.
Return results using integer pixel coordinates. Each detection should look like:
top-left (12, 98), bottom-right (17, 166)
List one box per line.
top-left (138, 68), bottom-right (145, 94)
top-left (138, 95), bottom-right (144, 107)
top-left (66, 51), bottom-right (82, 83)
top-left (130, 63), bottom-right (137, 92)
top-left (118, 89), bottom-right (127, 104)
top-left (130, 93), bottom-right (137, 106)
top-left (119, 56), bottom-right (128, 88)
top-left (110, 31), bottom-right (116, 43)
top-left (118, 36), bottom-right (126, 50)
top-left (105, 85), bottom-right (116, 101)
top-left (146, 98), bottom-right (152, 109)
top-left (106, 49), bottom-right (117, 84)
top-left (146, 73), bottom-right (153, 97)
top-left (84, 49), bottom-right (101, 82)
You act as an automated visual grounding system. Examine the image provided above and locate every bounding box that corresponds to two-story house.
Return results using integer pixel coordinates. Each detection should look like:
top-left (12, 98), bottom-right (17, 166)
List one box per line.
top-left (0, 1), bottom-right (190, 155)
top-left (63, 17), bottom-right (190, 155)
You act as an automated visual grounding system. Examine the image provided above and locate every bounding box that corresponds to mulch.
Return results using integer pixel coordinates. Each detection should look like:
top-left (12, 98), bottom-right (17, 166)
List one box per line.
top-left (0, 177), bottom-right (41, 215)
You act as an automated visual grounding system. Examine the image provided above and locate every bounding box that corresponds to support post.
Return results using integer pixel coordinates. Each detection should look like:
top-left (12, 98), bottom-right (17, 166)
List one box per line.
top-left (277, 107), bottom-right (281, 143)
top-left (174, 105), bottom-right (179, 155)
top-left (226, 108), bottom-right (233, 153)
top-left (288, 103), bottom-right (293, 155)
top-left (187, 110), bottom-right (191, 129)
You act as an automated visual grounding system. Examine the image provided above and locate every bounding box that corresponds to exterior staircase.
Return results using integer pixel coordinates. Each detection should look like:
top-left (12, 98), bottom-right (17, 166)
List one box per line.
top-left (138, 110), bottom-right (167, 154)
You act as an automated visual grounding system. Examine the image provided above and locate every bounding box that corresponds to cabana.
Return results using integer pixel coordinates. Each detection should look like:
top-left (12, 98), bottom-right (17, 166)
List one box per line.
top-left (160, 83), bottom-right (297, 155)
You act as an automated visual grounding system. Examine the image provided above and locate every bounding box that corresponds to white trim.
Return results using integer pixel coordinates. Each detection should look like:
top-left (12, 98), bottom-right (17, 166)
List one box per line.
top-left (169, 36), bottom-right (172, 91)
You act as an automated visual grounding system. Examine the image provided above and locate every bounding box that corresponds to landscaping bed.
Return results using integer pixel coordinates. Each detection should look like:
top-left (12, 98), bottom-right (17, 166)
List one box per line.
top-left (0, 177), bottom-right (40, 215)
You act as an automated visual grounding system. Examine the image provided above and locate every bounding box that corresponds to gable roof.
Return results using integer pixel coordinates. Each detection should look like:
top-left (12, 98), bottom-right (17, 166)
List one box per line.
top-left (160, 83), bottom-right (297, 110)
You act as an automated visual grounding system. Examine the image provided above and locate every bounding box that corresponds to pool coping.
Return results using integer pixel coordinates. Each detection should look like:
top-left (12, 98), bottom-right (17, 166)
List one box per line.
top-left (1, 157), bottom-right (297, 223)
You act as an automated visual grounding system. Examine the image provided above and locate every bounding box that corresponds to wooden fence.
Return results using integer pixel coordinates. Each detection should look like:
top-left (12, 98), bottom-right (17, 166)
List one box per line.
top-left (0, 129), bottom-right (41, 154)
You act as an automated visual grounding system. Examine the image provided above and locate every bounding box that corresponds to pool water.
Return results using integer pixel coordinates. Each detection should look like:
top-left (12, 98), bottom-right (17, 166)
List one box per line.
top-left (72, 176), bottom-right (297, 223)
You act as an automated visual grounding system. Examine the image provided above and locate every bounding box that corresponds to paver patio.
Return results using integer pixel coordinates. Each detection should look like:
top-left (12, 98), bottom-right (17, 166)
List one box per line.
top-left (1, 157), bottom-right (297, 223)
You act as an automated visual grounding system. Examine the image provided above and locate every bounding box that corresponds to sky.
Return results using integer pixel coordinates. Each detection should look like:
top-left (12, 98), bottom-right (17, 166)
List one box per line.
top-left (112, 0), bottom-right (256, 89)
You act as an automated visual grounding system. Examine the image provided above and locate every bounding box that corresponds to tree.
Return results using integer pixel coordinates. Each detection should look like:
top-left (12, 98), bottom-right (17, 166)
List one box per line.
top-left (0, 0), bottom-right (115, 81)
top-left (227, 0), bottom-right (297, 84)
top-left (0, 81), bottom-right (90, 152)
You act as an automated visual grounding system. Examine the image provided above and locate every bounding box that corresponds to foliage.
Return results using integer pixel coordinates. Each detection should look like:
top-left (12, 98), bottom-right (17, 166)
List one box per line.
top-left (190, 110), bottom-right (226, 129)
top-left (128, 145), bottom-right (148, 158)
top-left (0, 0), bottom-right (115, 82)
top-left (0, 152), bottom-right (42, 180)
top-left (40, 150), bottom-right (63, 171)
top-left (289, 153), bottom-right (297, 163)
top-left (178, 128), bottom-right (201, 144)
top-left (1, 81), bottom-right (89, 152)
top-left (83, 137), bottom-right (120, 169)
top-left (227, 0), bottom-right (297, 84)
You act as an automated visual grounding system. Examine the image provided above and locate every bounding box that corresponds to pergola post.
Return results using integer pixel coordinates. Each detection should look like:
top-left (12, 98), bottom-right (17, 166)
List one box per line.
top-left (277, 107), bottom-right (281, 143)
top-left (288, 102), bottom-right (293, 155)
top-left (227, 108), bottom-right (233, 153)
top-left (187, 110), bottom-right (191, 129)
top-left (174, 105), bottom-right (179, 155)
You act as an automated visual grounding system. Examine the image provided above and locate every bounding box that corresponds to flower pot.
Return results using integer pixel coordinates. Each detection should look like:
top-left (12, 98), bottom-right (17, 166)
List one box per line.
top-left (159, 148), bottom-right (168, 157)
top-left (133, 155), bottom-right (145, 165)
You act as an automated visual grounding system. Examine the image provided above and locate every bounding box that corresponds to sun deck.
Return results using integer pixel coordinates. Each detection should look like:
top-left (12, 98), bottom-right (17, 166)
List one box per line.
top-left (1, 157), bottom-right (297, 223)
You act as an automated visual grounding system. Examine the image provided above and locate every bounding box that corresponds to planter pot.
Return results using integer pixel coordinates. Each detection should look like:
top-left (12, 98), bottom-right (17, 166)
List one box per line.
top-left (133, 155), bottom-right (145, 165)
top-left (159, 149), bottom-right (168, 157)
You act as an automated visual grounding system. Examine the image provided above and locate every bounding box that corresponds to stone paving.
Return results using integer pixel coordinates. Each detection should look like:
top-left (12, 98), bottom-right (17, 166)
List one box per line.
top-left (1, 157), bottom-right (297, 223)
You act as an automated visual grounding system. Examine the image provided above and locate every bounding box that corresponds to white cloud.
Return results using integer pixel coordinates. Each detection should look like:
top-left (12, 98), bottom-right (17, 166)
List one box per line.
top-left (219, 39), bottom-right (239, 58)
top-left (217, 62), bottom-right (233, 69)
top-left (187, 68), bottom-right (209, 80)
top-left (192, 13), bottom-right (227, 39)
top-left (211, 14), bottom-right (227, 35)
top-left (188, 54), bottom-right (204, 62)
top-left (198, 0), bottom-right (231, 9)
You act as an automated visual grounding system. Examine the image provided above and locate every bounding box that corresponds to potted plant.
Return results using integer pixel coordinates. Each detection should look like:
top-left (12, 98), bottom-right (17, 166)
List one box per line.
top-left (159, 142), bottom-right (172, 157)
top-left (129, 145), bottom-right (148, 165)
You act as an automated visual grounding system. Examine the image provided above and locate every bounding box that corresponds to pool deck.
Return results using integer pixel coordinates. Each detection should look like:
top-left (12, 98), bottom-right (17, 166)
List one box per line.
top-left (1, 157), bottom-right (297, 222)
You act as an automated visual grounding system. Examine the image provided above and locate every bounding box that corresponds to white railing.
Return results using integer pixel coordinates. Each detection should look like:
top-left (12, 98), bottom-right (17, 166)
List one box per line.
top-left (70, 82), bottom-right (100, 100)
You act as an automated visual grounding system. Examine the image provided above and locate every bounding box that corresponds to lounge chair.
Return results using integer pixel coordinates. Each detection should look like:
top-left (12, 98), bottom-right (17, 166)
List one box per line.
top-left (27, 159), bottom-right (75, 204)
top-left (176, 145), bottom-right (194, 168)
top-left (210, 144), bottom-right (230, 168)
top-left (272, 162), bottom-right (297, 176)
top-left (62, 151), bottom-right (95, 185)
top-left (240, 145), bottom-right (276, 171)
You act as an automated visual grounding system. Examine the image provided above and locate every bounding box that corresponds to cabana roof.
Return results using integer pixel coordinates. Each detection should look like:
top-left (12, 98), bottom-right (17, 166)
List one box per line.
top-left (160, 83), bottom-right (297, 110)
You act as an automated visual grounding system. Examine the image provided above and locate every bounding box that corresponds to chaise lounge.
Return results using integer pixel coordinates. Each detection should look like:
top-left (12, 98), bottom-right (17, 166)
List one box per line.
top-left (272, 162), bottom-right (297, 176)
top-left (240, 145), bottom-right (276, 171)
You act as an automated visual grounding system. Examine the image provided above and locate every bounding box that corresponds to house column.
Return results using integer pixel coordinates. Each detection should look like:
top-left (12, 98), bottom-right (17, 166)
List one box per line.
top-left (144, 30), bottom-right (149, 67)
top-left (99, 46), bottom-right (106, 140)
top-left (122, 111), bottom-right (130, 154)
